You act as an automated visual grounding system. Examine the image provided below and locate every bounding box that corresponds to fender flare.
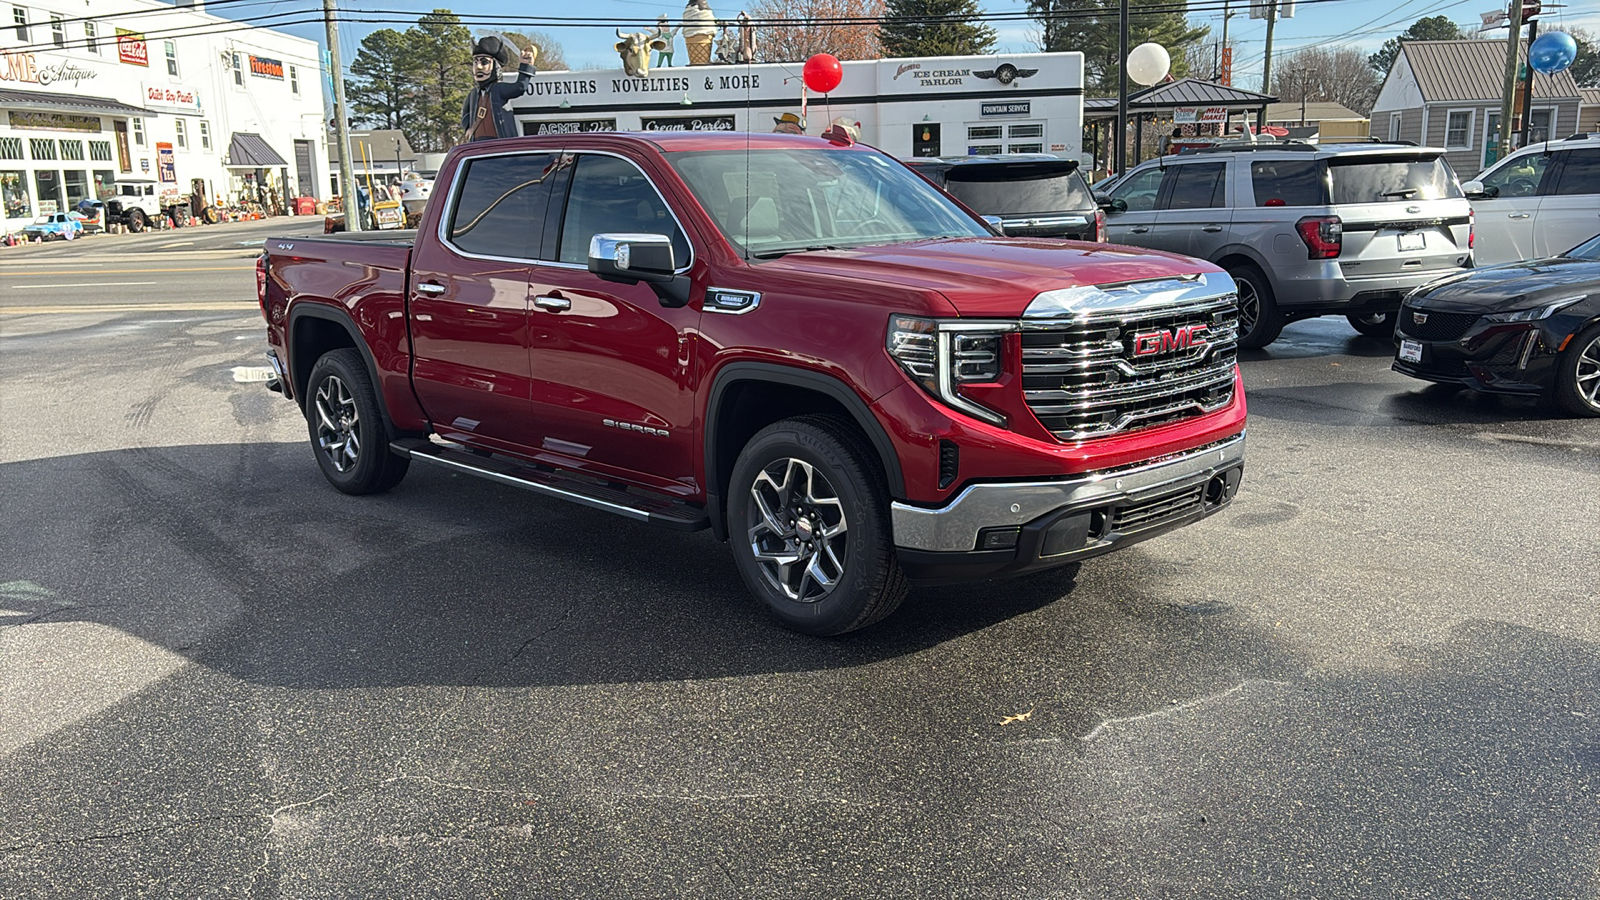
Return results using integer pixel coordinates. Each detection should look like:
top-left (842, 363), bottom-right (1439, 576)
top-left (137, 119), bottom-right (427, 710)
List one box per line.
top-left (285, 303), bottom-right (402, 430)
top-left (704, 362), bottom-right (906, 541)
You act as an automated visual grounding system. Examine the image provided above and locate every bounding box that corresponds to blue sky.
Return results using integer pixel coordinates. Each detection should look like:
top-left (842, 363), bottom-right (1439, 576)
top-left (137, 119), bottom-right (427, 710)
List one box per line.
top-left (270, 0), bottom-right (1600, 85)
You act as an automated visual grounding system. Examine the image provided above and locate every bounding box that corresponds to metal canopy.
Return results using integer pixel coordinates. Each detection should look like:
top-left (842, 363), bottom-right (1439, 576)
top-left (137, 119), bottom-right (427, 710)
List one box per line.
top-left (0, 87), bottom-right (152, 117)
top-left (225, 132), bottom-right (288, 168)
top-left (1124, 78), bottom-right (1278, 110)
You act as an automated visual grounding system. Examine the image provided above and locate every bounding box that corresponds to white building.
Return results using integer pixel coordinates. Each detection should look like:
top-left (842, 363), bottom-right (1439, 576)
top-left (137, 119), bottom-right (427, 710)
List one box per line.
top-left (1, 0), bottom-right (325, 230)
top-left (510, 52), bottom-right (1085, 162)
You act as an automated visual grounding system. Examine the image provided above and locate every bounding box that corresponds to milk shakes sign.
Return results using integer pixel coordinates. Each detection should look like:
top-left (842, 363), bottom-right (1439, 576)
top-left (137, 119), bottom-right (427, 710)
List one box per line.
top-left (116, 29), bottom-right (149, 67)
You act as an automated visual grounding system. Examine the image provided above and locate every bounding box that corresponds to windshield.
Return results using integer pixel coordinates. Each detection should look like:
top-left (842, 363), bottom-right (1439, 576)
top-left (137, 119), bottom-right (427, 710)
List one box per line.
top-left (941, 165), bottom-right (1093, 217)
top-left (1564, 233), bottom-right (1600, 259)
top-left (1328, 155), bottom-right (1462, 204)
top-left (668, 147), bottom-right (989, 258)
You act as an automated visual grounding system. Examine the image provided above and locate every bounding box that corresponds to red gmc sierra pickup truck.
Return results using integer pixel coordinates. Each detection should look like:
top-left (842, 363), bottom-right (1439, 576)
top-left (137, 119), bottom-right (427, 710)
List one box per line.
top-left (257, 131), bottom-right (1246, 635)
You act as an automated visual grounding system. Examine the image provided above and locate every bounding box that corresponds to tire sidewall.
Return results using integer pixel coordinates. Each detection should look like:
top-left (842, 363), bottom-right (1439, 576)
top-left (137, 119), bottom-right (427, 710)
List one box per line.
top-left (304, 349), bottom-right (395, 493)
top-left (727, 420), bottom-right (893, 635)
top-left (1228, 263), bottom-right (1282, 349)
top-left (1556, 323), bottom-right (1600, 417)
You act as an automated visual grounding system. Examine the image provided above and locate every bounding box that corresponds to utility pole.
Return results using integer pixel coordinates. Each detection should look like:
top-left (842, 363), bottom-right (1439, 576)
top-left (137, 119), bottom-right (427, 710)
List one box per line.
top-left (323, 0), bottom-right (357, 229)
top-left (1497, 0), bottom-right (1526, 162)
top-left (1261, 0), bottom-right (1278, 95)
top-left (1519, 18), bottom-right (1538, 146)
top-left (1116, 0), bottom-right (1129, 175)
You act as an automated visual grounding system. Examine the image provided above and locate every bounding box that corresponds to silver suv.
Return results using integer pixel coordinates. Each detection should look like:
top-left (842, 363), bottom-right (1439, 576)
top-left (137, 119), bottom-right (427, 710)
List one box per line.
top-left (1101, 141), bottom-right (1474, 348)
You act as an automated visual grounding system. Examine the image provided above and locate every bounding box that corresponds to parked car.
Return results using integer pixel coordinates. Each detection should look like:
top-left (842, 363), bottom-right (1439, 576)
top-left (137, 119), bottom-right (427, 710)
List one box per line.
top-left (903, 154), bottom-right (1103, 241)
top-left (1101, 140), bottom-right (1475, 348)
top-left (259, 131), bottom-right (1247, 635)
top-left (22, 212), bottom-right (82, 241)
top-left (1463, 132), bottom-right (1600, 267)
top-left (1392, 232), bottom-right (1600, 416)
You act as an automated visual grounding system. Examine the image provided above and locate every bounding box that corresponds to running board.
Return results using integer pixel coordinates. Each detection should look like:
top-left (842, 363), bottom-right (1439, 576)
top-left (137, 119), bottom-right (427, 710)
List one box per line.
top-left (391, 438), bottom-right (710, 532)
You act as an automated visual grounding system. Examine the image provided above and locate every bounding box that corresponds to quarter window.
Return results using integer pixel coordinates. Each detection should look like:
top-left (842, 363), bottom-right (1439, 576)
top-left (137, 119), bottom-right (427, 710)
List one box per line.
top-left (1550, 149), bottom-right (1600, 196)
top-left (558, 154), bottom-right (687, 266)
top-left (446, 153), bottom-right (561, 259)
top-left (1162, 162), bottom-right (1227, 209)
top-left (1251, 159), bottom-right (1326, 206)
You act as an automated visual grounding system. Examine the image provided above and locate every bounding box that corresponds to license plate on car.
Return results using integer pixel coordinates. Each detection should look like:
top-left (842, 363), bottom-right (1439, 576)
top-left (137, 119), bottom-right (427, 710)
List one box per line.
top-left (1399, 339), bottom-right (1423, 363)
top-left (1398, 231), bottom-right (1425, 251)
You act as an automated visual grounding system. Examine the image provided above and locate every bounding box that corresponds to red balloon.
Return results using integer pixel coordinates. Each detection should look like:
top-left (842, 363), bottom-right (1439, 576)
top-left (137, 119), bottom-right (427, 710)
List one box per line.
top-left (802, 54), bottom-right (842, 94)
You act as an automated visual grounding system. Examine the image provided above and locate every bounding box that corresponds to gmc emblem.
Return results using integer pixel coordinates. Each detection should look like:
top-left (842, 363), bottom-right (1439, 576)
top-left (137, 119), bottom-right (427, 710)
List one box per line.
top-left (1132, 324), bottom-right (1209, 357)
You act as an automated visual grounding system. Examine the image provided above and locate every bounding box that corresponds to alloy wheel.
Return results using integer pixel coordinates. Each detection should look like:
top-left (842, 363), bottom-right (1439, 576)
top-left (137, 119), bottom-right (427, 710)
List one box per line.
top-left (314, 375), bottom-right (362, 473)
top-left (745, 456), bottom-right (849, 604)
top-left (1576, 333), bottom-right (1600, 410)
top-left (1236, 277), bottom-right (1259, 336)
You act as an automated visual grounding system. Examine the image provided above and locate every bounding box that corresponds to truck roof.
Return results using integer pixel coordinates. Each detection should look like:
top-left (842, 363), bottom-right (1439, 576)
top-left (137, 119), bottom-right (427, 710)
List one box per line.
top-left (465, 131), bottom-right (860, 154)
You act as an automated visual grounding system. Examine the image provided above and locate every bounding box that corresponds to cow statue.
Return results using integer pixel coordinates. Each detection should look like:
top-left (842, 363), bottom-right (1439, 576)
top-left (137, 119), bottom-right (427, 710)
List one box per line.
top-left (616, 29), bottom-right (667, 77)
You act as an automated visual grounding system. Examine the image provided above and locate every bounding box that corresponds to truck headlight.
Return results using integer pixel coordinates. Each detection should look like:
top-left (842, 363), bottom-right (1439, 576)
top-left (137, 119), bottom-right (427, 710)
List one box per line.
top-left (888, 315), bottom-right (1014, 426)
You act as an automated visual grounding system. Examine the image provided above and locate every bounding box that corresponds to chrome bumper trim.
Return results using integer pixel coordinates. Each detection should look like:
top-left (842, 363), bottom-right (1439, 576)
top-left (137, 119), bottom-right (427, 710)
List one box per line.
top-left (891, 433), bottom-right (1246, 552)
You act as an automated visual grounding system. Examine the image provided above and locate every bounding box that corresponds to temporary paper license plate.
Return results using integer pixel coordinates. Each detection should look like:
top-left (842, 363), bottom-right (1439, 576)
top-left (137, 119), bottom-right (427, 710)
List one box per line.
top-left (1399, 339), bottom-right (1423, 363)
top-left (1398, 231), bottom-right (1425, 251)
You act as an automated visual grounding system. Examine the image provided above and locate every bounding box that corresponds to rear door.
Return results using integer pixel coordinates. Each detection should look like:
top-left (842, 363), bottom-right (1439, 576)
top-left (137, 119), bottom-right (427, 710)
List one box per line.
top-left (408, 148), bottom-right (563, 452)
top-left (524, 150), bottom-right (702, 494)
top-left (1328, 153), bottom-right (1471, 278)
top-left (1470, 149), bottom-right (1553, 265)
top-left (1534, 148), bottom-right (1600, 258)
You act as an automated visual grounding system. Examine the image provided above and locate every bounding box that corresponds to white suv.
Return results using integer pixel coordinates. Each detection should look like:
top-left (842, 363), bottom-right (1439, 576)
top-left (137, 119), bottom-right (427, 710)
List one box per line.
top-left (1465, 133), bottom-right (1600, 266)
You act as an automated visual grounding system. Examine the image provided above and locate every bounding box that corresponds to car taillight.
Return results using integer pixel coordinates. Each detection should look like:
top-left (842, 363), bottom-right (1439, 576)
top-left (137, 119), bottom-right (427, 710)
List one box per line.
top-left (1468, 208), bottom-right (1475, 250)
top-left (256, 254), bottom-right (268, 312)
top-left (1295, 214), bottom-right (1342, 259)
top-left (1094, 208), bottom-right (1106, 243)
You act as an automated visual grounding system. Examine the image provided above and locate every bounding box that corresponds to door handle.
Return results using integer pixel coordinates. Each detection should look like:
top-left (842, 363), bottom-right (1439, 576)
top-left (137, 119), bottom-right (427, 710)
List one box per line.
top-left (1202, 225), bottom-right (1223, 232)
top-left (1130, 226), bottom-right (1151, 233)
top-left (1507, 213), bottom-right (1531, 219)
top-left (415, 282), bottom-right (446, 295)
top-left (534, 295), bottom-right (572, 312)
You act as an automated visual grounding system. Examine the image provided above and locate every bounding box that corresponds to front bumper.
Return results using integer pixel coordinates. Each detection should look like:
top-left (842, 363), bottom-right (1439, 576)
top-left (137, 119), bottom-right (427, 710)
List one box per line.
top-left (891, 433), bottom-right (1245, 585)
top-left (1391, 317), bottom-right (1562, 396)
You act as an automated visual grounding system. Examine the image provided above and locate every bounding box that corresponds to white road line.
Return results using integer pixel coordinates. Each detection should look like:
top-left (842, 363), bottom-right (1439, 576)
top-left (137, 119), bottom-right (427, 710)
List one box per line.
top-left (10, 282), bottom-right (159, 289)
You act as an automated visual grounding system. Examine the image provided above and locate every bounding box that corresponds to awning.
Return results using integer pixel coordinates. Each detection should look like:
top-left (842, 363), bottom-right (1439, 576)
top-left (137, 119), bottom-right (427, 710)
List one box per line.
top-left (0, 87), bottom-right (152, 117)
top-left (225, 132), bottom-right (288, 168)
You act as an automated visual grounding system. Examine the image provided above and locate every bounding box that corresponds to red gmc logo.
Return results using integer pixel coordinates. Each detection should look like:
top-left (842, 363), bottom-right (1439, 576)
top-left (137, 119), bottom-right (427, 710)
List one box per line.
top-left (1132, 324), bottom-right (1209, 357)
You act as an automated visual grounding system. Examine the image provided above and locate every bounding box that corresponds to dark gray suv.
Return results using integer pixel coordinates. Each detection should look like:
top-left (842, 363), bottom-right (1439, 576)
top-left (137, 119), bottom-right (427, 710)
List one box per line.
top-left (904, 155), bottom-right (1102, 242)
top-left (1102, 141), bottom-right (1474, 348)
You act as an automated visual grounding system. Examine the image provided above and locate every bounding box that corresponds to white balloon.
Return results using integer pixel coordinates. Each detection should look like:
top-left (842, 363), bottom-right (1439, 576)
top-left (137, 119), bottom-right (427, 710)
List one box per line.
top-left (1127, 42), bottom-right (1171, 87)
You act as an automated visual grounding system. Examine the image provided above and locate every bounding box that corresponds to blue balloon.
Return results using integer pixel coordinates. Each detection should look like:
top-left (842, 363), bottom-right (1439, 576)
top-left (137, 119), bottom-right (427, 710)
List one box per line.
top-left (1529, 31), bottom-right (1578, 75)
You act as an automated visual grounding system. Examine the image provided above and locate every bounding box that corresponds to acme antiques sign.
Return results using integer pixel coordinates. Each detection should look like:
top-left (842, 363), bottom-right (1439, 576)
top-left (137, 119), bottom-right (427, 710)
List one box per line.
top-left (1, 51), bottom-right (99, 87)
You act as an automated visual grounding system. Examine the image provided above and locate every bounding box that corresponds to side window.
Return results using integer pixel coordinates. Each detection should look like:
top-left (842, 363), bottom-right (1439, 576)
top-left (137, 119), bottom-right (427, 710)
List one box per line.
top-left (1161, 162), bottom-right (1226, 210)
top-left (1110, 167), bottom-right (1163, 212)
top-left (557, 154), bottom-right (688, 266)
top-left (1478, 151), bottom-right (1549, 198)
top-left (446, 153), bottom-right (559, 259)
top-left (1549, 149), bottom-right (1600, 196)
top-left (1251, 159), bottom-right (1326, 206)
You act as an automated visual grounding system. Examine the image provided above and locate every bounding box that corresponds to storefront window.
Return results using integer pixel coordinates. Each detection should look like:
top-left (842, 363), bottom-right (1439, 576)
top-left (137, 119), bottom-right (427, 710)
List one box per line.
top-left (60, 139), bottom-right (84, 161)
top-left (0, 137), bottom-right (21, 160)
top-left (90, 140), bottom-right (112, 161)
top-left (63, 170), bottom-right (89, 207)
top-left (34, 170), bottom-right (60, 213)
top-left (94, 170), bottom-right (114, 199)
top-left (1, 170), bottom-right (29, 218)
top-left (30, 138), bottom-right (57, 160)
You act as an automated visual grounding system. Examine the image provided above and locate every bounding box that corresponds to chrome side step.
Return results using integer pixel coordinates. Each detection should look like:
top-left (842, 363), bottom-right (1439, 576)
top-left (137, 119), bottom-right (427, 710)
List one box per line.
top-left (391, 438), bottom-right (709, 532)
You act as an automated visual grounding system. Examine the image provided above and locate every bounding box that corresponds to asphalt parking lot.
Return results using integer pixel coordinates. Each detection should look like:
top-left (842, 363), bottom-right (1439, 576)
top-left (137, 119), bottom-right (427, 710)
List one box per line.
top-left (1, 223), bottom-right (1597, 897)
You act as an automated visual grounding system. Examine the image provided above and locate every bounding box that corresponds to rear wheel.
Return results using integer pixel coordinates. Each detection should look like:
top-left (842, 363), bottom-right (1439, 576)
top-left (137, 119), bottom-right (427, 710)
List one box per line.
top-left (304, 348), bottom-right (410, 494)
top-left (1554, 322), bottom-right (1600, 418)
top-left (1228, 262), bottom-right (1283, 349)
top-left (1347, 311), bottom-right (1397, 340)
top-left (727, 416), bottom-right (908, 635)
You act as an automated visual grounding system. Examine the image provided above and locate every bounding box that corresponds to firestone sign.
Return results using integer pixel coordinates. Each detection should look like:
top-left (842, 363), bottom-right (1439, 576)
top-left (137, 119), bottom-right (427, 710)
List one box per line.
top-left (249, 55), bottom-right (284, 80)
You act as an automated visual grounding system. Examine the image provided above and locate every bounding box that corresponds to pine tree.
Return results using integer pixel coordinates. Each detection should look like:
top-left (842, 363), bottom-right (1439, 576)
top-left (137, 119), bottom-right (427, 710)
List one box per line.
top-left (880, 0), bottom-right (997, 58)
top-left (1027, 0), bottom-right (1207, 95)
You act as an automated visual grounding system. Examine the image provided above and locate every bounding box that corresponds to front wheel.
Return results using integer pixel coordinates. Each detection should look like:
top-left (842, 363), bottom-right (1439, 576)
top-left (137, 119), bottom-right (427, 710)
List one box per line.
top-left (1228, 263), bottom-right (1283, 349)
top-left (127, 209), bottom-right (146, 233)
top-left (727, 416), bottom-right (908, 635)
top-left (304, 348), bottom-right (409, 494)
top-left (1554, 322), bottom-right (1600, 417)
top-left (1346, 311), bottom-right (1397, 340)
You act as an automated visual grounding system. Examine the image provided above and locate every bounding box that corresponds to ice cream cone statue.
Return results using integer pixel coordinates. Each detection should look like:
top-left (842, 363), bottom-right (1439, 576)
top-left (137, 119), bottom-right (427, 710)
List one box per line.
top-left (682, 0), bottom-right (717, 66)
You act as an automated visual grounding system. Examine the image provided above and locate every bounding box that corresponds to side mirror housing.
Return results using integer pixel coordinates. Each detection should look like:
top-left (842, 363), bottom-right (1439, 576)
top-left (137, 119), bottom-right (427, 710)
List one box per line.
top-left (979, 215), bottom-right (1006, 236)
top-left (1461, 180), bottom-right (1495, 200)
top-left (587, 232), bottom-right (691, 308)
top-left (1096, 193), bottom-right (1125, 213)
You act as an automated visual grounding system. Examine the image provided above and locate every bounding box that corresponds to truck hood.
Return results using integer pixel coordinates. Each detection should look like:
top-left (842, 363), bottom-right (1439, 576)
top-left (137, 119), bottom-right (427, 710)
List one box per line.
top-left (763, 238), bottom-right (1223, 317)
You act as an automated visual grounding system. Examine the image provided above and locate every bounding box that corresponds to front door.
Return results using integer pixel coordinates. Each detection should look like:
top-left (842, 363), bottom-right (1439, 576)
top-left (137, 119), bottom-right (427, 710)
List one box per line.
top-left (407, 149), bottom-right (565, 452)
top-left (1471, 150), bottom-right (1552, 265)
top-left (1534, 148), bottom-right (1600, 258)
top-left (526, 151), bottom-right (701, 495)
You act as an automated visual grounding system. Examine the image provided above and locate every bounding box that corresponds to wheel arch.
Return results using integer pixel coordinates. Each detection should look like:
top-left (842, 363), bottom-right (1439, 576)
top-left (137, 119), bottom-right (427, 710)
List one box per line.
top-left (704, 363), bottom-right (905, 542)
top-left (287, 304), bottom-right (398, 430)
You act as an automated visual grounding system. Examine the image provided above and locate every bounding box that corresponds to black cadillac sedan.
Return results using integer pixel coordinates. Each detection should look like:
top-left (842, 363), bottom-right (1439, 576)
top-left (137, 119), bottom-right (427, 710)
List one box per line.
top-left (1393, 233), bottom-right (1600, 417)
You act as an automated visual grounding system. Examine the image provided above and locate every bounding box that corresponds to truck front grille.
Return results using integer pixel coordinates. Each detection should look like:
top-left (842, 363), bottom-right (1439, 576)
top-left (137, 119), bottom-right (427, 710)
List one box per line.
top-left (1020, 294), bottom-right (1238, 442)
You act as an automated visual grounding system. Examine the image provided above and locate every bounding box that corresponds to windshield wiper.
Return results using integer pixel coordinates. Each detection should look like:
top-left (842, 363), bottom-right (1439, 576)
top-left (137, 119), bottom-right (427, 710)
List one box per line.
top-left (1381, 188), bottom-right (1419, 198)
top-left (749, 244), bottom-right (847, 259)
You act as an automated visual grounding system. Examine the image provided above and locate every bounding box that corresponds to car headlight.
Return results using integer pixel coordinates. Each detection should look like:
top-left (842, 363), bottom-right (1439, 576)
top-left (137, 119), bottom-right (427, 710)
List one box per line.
top-left (887, 315), bottom-right (1014, 426)
top-left (1482, 295), bottom-right (1585, 323)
